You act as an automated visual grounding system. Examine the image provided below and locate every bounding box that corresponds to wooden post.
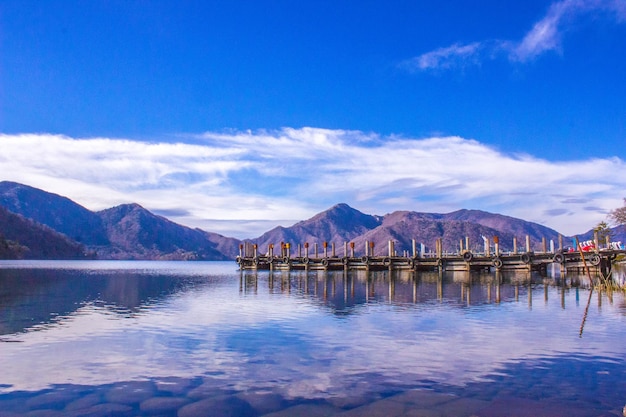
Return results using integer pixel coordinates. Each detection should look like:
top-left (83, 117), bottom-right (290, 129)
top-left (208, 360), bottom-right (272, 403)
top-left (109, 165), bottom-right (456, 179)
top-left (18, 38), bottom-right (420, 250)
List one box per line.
top-left (331, 242), bottom-right (335, 257)
top-left (315, 243), bottom-right (319, 258)
top-left (558, 235), bottom-right (563, 252)
top-left (350, 242), bottom-right (355, 257)
top-left (304, 242), bottom-right (309, 258)
top-left (388, 240), bottom-right (393, 257)
top-left (513, 237), bottom-right (518, 254)
top-left (286, 243), bottom-right (291, 258)
top-left (436, 238), bottom-right (442, 259)
top-left (436, 239), bottom-right (443, 271)
top-left (267, 244), bottom-right (273, 271)
top-left (412, 239), bottom-right (417, 258)
top-left (365, 241), bottom-right (369, 257)
top-left (253, 244), bottom-right (258, 258)
top-left (541, 237), bottom-right (547, 253)
top-left (460, 239), bottom-right (464, 254)
top-left (494, 236), bottom-right (499, 257)
top-left (370, 241), bottom-right (375, 256)
top-left (298, 243), bottom-right (302, 258)
top-left (344, 242), bottom-right (348, 257)
top-left (323, 241), bottom-right (328, 258)
top-left (525, 235), bottom-right (531, 253)
top-left (239, 244), bottom-right (243, 258)
top-left (593, 230), bottom-right (599, 250)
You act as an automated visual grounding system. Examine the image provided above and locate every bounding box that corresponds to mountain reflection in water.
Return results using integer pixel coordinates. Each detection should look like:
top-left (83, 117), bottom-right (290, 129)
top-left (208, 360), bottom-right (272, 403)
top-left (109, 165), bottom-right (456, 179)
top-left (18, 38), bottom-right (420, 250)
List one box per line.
top-left (0, 261), bottom-right (625, 416)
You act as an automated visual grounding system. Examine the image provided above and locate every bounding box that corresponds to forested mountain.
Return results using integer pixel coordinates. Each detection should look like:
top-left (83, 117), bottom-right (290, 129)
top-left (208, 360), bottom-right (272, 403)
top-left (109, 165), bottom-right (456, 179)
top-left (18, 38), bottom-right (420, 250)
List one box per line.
top-left (0, 181), bottom-right (109, 245)
top-left (1, 181), bottom-right (619, 260)
top-left (249, 204), bottom-right (562, 255)
top-left (0, 182), bottom-right (235, 260)
top-left (251, 203), bottom-right (381, 249)
top-left (0, 205), bottom-right (87, 259)
top-left (96, 203), bottom-right (229, 260)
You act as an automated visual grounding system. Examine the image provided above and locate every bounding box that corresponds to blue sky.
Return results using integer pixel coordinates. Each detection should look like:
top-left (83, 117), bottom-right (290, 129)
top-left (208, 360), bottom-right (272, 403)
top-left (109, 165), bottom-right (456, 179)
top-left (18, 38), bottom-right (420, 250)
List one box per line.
top-left (1, 0), bottom-right (625, 238)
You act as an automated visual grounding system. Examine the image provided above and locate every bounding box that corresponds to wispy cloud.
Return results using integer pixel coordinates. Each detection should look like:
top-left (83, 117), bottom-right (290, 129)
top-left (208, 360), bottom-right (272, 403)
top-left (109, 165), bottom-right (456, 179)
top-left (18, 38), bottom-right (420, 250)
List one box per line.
top-left (402, 0), bottom-right (626, 71)
top-left (1, 129), bottom-right (624, 238)
top-left (399, 42), bottom-right (484, 72)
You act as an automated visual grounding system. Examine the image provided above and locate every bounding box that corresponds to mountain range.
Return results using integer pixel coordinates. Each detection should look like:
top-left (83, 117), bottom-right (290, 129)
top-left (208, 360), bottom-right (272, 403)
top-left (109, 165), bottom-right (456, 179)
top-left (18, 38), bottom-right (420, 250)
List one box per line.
top-left (0, 181), bottom-right (623, 260)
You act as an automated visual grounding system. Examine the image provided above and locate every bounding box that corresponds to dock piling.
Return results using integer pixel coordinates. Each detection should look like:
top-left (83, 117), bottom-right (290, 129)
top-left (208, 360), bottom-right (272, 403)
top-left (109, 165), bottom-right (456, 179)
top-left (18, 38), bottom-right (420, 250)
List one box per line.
top-left (237, 235), bottom-right (624, 273)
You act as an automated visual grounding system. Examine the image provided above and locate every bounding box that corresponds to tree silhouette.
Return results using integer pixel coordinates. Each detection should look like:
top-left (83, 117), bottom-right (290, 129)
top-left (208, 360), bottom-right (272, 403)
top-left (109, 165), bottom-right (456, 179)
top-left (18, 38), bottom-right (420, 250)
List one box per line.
top-left (593, 221), bottom-right (612, 243)
top-left (608, 198), bottom-right (626, 226)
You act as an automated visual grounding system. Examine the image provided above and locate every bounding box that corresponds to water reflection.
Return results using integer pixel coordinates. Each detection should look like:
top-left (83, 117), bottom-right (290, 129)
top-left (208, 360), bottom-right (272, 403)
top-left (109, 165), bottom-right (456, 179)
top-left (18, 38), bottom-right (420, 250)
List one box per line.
top-left (238, 268), bottom-right (605, 314)
top-left (0, 261), bottom-right (229, 336)
top-left (0, 261), bottom-right (625, 416)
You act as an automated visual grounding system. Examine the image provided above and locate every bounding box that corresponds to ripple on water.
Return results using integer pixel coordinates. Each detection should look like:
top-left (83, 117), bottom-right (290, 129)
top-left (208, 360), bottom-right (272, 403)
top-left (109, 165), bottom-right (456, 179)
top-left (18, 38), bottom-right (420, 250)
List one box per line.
top-left (1, 263), bottom-right (626, 416)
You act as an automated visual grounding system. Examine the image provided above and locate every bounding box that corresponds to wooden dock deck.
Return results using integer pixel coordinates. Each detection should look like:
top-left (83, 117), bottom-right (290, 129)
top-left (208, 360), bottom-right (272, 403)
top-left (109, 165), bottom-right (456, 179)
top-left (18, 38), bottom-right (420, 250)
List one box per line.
top-left (237, 237), bottom-right (624, 274)
top-left (237, 251), bottom-right (623, 273)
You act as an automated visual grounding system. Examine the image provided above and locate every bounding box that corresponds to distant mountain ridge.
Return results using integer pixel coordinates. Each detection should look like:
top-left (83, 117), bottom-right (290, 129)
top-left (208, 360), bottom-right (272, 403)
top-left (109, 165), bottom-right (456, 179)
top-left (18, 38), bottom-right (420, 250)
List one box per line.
top-left (0, 205), bottom-right (87, 259)
top-left (0, 181), bottom-right (622, 260)
top-left (252, 203), bottom-right (382, 249)
top-left (248, 204), bottom-right (563, 255)
top-left (0, 181), bottom-right (109, 245)
top-left (96, 203), bottom-right (233, 260)
top-left (0, 181), bottom-right (234, 260)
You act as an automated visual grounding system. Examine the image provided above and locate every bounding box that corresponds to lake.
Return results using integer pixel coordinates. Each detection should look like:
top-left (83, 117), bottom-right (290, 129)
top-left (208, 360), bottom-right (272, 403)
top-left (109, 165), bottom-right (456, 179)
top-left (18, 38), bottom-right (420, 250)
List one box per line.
top-left (1, 260), bottom-right (625, 416)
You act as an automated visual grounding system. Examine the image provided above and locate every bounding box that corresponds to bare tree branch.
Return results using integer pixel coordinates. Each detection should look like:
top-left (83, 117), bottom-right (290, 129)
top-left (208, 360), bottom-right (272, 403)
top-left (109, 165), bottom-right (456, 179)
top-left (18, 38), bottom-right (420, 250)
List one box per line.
top-left (608, 198), bottom-right (626, 226)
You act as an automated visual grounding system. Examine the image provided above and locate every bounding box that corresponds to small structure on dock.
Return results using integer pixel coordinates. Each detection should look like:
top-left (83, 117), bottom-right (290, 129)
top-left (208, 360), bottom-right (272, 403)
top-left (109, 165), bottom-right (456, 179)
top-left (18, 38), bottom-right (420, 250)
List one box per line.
top-left (237, 235), bottom-right (624, 274)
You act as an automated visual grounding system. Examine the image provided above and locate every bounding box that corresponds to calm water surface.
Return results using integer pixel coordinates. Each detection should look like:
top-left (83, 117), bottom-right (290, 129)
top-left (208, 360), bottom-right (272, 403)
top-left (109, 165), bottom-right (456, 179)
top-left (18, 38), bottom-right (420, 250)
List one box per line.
top-left (1, 260), bottom-right (625, 416)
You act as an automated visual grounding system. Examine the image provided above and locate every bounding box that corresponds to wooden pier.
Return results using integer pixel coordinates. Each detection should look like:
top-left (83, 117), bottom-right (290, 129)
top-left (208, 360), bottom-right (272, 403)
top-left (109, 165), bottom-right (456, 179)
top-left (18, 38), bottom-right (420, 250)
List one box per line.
top-left (237, 237), bottom-right (625, 274)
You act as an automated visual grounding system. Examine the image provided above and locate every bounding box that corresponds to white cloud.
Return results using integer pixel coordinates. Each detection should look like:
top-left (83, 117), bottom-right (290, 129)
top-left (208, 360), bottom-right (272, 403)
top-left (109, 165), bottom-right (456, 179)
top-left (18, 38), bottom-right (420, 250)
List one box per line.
top-left (511, 0), bottom-right (572, 61)
top-left (400, 42), bottom-right (483, 71)
top-left (402, 0), bottom-right (626, 71)
top-left (1, 130), bottom-right (625, 237)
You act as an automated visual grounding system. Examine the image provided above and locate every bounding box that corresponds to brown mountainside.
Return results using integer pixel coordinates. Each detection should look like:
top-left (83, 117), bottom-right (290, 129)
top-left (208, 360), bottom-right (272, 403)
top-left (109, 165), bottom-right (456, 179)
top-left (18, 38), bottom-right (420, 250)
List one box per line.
top-left (251, 203), bottom-right (381, 249)
top-left (0, 205), bottom-right (88, 259)
top-left (251, 204), bottom-right (564, 256)
top-left (0, 181), bottom-right (236, 260)
top-left (96, 204), bottom-right (229, 260)
top-left (0, 181), bottom-right (109, 245)
top-left (2, 181), bottom-right (615, 261)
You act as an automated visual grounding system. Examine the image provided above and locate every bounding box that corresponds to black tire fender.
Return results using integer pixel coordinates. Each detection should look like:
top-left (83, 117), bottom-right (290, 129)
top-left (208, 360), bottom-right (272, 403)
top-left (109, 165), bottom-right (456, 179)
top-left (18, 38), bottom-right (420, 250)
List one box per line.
top-left (590, 254), bottom-right (601, 266)
top-left (553, 253), bottom-right (564, 264)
